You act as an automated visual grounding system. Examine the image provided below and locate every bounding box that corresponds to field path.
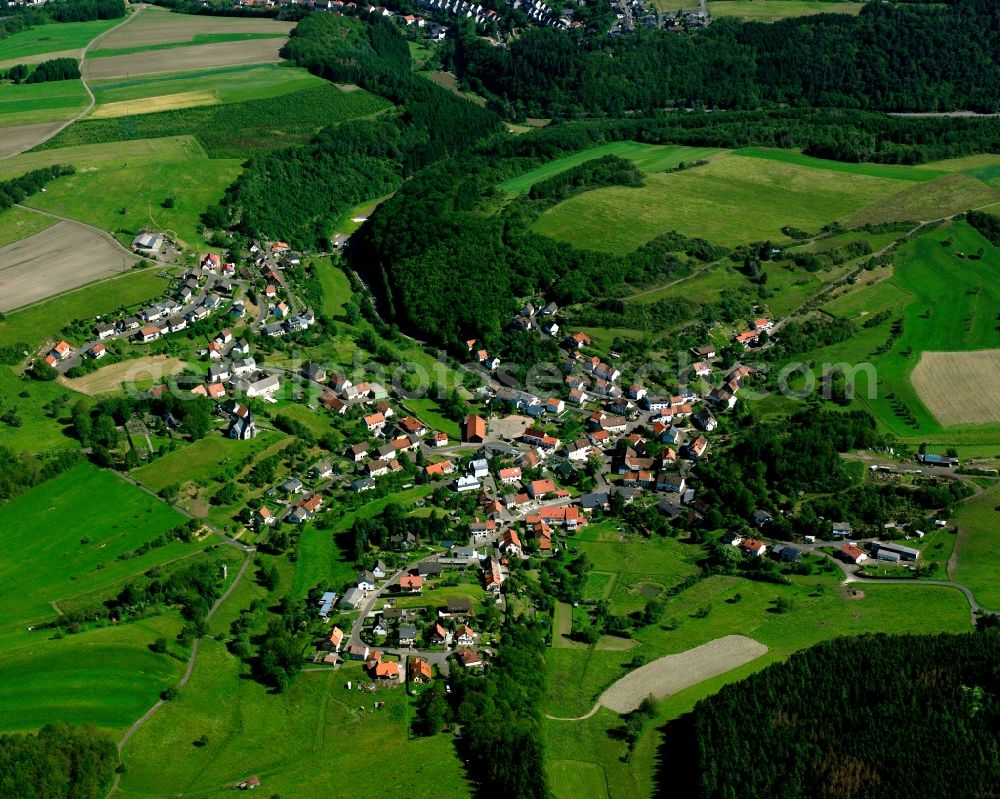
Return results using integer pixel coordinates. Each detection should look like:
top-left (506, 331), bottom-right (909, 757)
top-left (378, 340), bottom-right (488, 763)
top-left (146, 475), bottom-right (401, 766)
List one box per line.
top-left (1, 5), bottom-right (148, 161)
top-left (108, 548), bottom-right (254, 796)
top-left (546, 635), bottom-right (768, 720)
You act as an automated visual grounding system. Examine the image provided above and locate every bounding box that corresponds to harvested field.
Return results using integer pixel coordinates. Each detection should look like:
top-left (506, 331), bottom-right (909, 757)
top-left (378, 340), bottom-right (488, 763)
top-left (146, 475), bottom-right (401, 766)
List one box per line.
top-left (83, 39), bottom-right (286, 80)
top-left (95, 7), bottom-right (294, 49)
top-left (911, 350), bottom-right (1000, 426)
top-left (598, 635), bottom-right (767, 713)
top-left (0, 121), bottom-right (65, 159)
top-left (61, 355), bottom-right (189, 396)
top-left (0, 220), bottom-right (138, 312)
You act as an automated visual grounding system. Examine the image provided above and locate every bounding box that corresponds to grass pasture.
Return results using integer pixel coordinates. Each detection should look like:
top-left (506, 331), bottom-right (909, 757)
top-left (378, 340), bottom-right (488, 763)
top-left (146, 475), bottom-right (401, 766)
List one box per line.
top-left (131, 431), bottom-right (286, 494)
top-left (533, 150), bottom-right (908, 251)
top-left (953, 485), bottom-right (1000, 611)
top-left (0, 79), bottom-right (89, 128)
top-left (7, 135), bottom-right (241, 249)
top-left (533, 147), bottom-right (1000, 253)
top-left (89, 63), bottom-right (324, 117)
top-left (0, 463), bottom-right (191, 630)
top-left (0, 17), bottom-right (122, 62)
top-left (0, 205), bottom-right (56, 248)
top-left (118, 649), bottom-right (471, 799)
top-left (845, 221), bottom-right (1000, 440)
top-left (549, 761), bottom-right (610, 799)
top-left (707, 1), bottom-right (864, 22)
top-left (0, 462), bottom-right (206, 732)
top-left (501, 142), bottom-right (723, 193)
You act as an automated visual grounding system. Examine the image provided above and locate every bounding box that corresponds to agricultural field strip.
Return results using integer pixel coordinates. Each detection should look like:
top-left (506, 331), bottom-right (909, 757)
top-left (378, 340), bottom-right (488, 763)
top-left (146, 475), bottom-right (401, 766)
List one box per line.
top-left (910, 350), bottom-right (1000, 426)
top-left (0, 218), bottom-right (139, 313)
top-left (83, 39), bottom-right (289, 80)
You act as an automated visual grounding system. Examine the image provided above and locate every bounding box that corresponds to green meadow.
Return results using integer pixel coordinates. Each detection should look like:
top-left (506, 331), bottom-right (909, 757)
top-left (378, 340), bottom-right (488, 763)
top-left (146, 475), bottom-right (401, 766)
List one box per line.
top-left (132, 431), bottom-right (286, 494)
top-left (500, 142), bottom-right (723, 193)
top-left (543, 558), bottom-right (972, 799)
top-left (0, 463), bottom-right (191, 630)
top-left (827, 221), bottom-right (1000, 441)
top-left (0, 205), bottom-right (56, 247)
top-left (0, 463), bottom-right (207, 733)
top-left (89, 62), bottom-right (325, 109)
top-left (11, 136), bottom-right (241, 249)
top-left (118, 644), bottom-right (471, 798)
top-left (0, 367), bottom-right (78, 454)
top-left (532, 148), bottom-right (1000, 252)
top-left (0, 17), bottom-right (122, 61)
top-left (952, 485), bottom-right (1000, 611)
top-left (533, 150), bottom-right (906, 250)
top-left (0, 78), bottom-right (89, 127)
top-left (707, 1), bottom-right (863, 22)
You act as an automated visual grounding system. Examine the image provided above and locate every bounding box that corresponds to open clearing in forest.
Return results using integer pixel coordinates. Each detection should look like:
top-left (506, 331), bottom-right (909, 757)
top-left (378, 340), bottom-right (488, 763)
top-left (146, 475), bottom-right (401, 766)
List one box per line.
top-left (60, 355), bottom-right (190, 396)
top-left (910, 350), bottom-right (1000, 426)
top-left (596, 636), bottom-right (768, 714)
top-left (707, 1), bottom-right (863, 23)
top-left (0, 220), bottom-right (138, 312)
top-left (533, 148), bottom-right (1000, 252)
top-left (84, 38), bottom-right (287, 79)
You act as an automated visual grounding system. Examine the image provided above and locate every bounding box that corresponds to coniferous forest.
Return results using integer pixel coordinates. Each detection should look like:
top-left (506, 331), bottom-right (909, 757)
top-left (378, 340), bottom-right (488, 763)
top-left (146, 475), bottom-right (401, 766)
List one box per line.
top-left (662, 631), bottom-right (1000, 799)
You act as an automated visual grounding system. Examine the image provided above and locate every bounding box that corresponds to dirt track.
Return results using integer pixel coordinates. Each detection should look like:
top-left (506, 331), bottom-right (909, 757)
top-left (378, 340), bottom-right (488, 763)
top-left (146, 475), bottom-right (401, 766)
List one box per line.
top-left (911, 349), bottom-right (1000, 426)
top-left (84, 39), bottom-right (286, 79)
top-left (0, 219), bottom-right (138, 312)
top-left (598, 635), bottom-right (768, 714)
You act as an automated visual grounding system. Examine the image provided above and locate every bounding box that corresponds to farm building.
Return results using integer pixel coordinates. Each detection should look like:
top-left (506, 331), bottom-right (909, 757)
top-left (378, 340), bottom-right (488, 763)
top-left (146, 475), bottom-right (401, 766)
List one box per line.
top-left (873, 541), bottom-right (920, 562)
top-left (132, 232), bottom-right (164, 254)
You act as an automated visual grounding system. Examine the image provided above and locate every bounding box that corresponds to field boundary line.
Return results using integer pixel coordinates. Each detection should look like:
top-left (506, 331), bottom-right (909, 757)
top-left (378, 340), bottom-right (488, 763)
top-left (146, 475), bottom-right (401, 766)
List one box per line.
top-left (1, 4), bottom-right (149, 161)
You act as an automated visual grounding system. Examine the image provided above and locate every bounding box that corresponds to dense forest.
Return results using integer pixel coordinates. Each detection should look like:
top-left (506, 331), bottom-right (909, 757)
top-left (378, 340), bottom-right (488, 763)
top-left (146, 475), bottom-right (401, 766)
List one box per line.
top-left (208, 14), bottom-right (502, 246)
top-left (0, 722), bottom-right (117, 799)
top-left (668, 630), bottom-right (1000, 799)
top-left (452, 0), bottom-right (1000, 117)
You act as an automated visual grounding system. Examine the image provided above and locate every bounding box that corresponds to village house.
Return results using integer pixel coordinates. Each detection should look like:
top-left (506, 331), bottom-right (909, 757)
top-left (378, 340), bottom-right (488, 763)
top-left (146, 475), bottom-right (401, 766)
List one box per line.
top-left (740, 537), bottom-right (768, 558)
top-left (839, 544), bottom-right (867, 564)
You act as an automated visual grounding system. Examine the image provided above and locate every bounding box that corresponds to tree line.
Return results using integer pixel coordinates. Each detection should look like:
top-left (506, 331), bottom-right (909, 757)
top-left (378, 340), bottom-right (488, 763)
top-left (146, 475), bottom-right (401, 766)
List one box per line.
top-left (0, 165), bottom-right (75, 213)
top-left (2, 58), bottom-right (81, 85)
